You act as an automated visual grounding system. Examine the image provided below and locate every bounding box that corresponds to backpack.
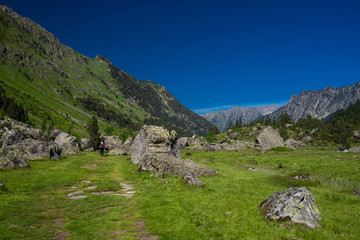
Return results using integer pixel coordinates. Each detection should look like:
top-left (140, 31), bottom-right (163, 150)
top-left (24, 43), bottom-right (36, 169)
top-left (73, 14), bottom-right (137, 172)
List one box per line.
top-left (100, 143), bottom-right (105, 149)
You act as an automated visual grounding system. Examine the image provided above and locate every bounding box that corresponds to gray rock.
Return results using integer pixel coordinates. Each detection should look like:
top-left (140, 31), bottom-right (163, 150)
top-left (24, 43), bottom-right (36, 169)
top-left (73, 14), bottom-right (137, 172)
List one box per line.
top-left (259, 187), bottom-right (321, 228)
top-left (138, 153), bottom-right (217, 177)
top-left (176, 137), bottom-right (189, 150)
top-left (301, 136), bottom-right (312, 143)
top-left (254, 126), bottom-right (285, 151)
top-left (284, 138), bottom-right (304, 149)
top-left (347, 147), bottom-right (360, 152)
top-left (80, 138), bottom-right (89, 149)
top-left (2, 139), bottom-right (62, 160)
top-left (354, 130), bottom-right (360, 140)
top-left (183, 173), bottom-right (204, 186)
top-left (122, 136), bottom-right (133, 152)
top-left (221, 140), bottom-right (253, 151)
top-left (204, 142), bottom-right (222, 152)
top-left (2, 130), bottom-right (23, 147)
top-left (104, 135), bottom-right (122, 151)
top-left (131, 125), bottom-right (179, 165)
top-left (54, 132), bottom-right (80, 156)
top-left (0, 148), bottom-right (29, 169)
top-left (133, 125), bottom-right (217, 178)
top-left (109, 147), bottom-right (126, 155)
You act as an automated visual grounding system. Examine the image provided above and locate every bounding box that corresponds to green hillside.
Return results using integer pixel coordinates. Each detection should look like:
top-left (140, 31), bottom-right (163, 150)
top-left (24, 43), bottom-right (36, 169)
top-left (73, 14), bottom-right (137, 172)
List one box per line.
top-left (0, 5), bottom-right (211, 138)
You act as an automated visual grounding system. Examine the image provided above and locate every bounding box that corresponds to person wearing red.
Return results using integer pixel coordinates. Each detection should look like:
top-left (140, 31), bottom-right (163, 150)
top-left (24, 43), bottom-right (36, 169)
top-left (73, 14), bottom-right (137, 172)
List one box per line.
top-left (99, 141), bottom-right (105, 156)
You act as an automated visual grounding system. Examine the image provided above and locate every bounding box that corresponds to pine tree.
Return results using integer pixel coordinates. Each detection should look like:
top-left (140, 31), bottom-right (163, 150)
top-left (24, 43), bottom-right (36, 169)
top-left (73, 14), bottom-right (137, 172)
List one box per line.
top-left (87, 116), bottom-right (101, 150)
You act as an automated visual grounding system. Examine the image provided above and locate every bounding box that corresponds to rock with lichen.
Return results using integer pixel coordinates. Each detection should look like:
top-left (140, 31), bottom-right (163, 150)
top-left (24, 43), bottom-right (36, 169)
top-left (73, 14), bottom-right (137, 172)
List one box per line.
top-left (259, 187), bottom-right (321, 228)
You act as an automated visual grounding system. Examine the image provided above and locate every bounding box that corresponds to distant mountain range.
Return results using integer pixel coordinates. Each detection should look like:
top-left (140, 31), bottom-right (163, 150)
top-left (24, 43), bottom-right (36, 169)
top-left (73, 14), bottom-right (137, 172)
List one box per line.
top-left (205, 82), bottom-right (360, 132)
top-left (203, 105), bottom-right (279, 132)
top-left (269, 82), bottom-right (360, 122)
top-left (0, 5), bottom-right (211, 137)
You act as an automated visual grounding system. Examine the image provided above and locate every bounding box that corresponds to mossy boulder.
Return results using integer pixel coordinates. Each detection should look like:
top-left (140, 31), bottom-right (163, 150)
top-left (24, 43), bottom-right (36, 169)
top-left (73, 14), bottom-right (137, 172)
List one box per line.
top-left (260, 187), bottom-right (321, 228)
top-left (0, 148), bottom-right (29, 169)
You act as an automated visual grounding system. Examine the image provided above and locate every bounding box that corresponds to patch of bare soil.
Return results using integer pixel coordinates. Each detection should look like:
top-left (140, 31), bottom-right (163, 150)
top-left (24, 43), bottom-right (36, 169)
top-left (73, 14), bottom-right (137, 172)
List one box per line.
top-left (135, 220), bottom-right (159, 240)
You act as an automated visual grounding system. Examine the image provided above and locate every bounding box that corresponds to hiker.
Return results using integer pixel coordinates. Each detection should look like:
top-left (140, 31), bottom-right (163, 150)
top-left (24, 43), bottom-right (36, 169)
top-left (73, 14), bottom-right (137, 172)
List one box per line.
top-left (99, 141), bottom-right (105, 156)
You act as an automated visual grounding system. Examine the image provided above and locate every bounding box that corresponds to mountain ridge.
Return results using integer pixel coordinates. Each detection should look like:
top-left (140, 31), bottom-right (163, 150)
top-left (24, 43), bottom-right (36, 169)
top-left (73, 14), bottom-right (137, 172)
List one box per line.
top-left (269, 82), bottom-right (360, 122)
top-left (203, 105), bottom-right (279, 132)
top-left (0, 5), bottom-right (211, 137)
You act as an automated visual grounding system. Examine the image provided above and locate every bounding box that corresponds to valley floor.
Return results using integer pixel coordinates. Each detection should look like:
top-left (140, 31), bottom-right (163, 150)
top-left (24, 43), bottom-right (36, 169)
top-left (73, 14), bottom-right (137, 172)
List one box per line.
top-left (1, 147), bottom-right (360, 239)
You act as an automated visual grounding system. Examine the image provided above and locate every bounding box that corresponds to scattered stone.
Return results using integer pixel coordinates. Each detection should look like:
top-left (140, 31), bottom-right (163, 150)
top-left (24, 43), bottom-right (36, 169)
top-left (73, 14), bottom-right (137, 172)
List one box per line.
top-left (113, 193), bottom-right (134, 198)
top-left (183, 173), bottom-right (205, 186)
top-left (285, 138), bottom-right (305, 149)
top-left (254, 126), bottom-right (285, 151)
top-left (291, 175), bottom-right (314, 181)
top-left (68, 195), bottom-right (87, 200)
top-left (225, 211), bottom-right (233, 215)
top-left (259, 187), bottom-right (322, 228)
top-left (248, 167), bottom-right (255, 170)
top-left (67, 190), bottom-right (84, 196)
top-left (354, 189), bottom-right (360, 195)
top-left (249, 158), bottom-right (258, 164)
top-left (154, 173), bottom-right (164, 178)
top-left (91, 191), bottom-right (114, 194)
top-left (185, 152), bottom-right (192, 156)
top-left (81, 180), bottom-right (91, 183)
top-left (86, 185), bottom-right (97, 190)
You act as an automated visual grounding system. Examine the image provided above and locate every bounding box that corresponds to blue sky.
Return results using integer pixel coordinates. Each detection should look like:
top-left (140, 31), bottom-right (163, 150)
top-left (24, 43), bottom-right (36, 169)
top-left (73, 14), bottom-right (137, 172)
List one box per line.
top-left (3, 0), bottom-right (360, 115)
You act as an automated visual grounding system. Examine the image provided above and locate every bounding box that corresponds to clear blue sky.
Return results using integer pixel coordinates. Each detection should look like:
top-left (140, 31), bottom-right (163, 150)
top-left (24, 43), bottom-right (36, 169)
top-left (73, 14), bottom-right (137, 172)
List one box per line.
top-left (3, 0), bottom-right (360, 114)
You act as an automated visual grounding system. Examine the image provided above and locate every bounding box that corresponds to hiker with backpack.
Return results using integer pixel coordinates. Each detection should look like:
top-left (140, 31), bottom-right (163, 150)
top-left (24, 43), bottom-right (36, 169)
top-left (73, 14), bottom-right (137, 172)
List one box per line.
top-left (99, 141), bottom-right (105, 156)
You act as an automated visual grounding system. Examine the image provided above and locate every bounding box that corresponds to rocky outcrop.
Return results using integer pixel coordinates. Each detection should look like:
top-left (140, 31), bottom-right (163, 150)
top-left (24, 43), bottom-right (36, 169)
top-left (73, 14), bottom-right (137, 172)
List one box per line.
top-left (54, 132), bottom-right (80, 156)
top-left (80, 138), bottom-right (89, 149)
top-left (269, 82), bottom-right (360, 122)
top-left (0, 147), bottom-right (29, 169)
top-left (2, 130), bottom-right (23, 147)
top-left (131, 125), bottom-right (179, 165)
top-left (259, 187), bottom-right (321, 228)
top-left (346, 147), bottom-right (360, 152)
top-left (122, 137), bottom-right (133, 152)
top-left (132, 125), bottom-right (217, 178)
top-left (284, 138), bottom-right (305, 149)
top-left (204, 142), bottom-right (222, 152)
top-left (220, 140), bottom-right (254, 151)
top-left (104, 135), bottom-right (122, 151)
top-left (254, 126), bottom-right (285, 151)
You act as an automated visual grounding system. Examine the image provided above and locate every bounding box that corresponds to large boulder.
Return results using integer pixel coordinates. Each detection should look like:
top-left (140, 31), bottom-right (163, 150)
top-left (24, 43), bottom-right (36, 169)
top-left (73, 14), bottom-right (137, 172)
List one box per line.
top-left (254, 126), bottom-right (285, 151)
top-left (132, 125), bottom-right (217, 177)
top-left (80, 138), bottom-right (89, 149)
top-left (0, 147), bottom-right (29, 169)
top-left (284, 138), bottom-right (305, 149)
top-left (104, 135), bottom-right (122, 151)
top-left (2, 139), bottom-right (62, 160)
top-left (259, 187), bottom-right (321, 228)
top-left (138, 154), bottom-right (217, 176)
top-left (354, 130), bottom-right (360, 140)
top-left (54, 132), bottom-right (80, 156)
top-left (109, 147), bottom-right (126, 155)
top-left (131, 125), bottom-right (179, 165)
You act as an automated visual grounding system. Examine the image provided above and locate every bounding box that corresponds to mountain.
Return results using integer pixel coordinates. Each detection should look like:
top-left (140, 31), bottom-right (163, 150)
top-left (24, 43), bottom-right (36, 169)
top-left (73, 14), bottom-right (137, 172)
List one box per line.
top-left (269, 82), bottom-right (360, 122)
top-left (0, 5), bottom-right (211, 137)
top-left (203, 105), bottom-right (280, 132)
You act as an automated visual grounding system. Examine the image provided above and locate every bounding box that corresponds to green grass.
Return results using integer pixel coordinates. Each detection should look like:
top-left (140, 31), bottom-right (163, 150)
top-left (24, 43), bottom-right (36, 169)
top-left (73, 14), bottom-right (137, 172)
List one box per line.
top-left (1, 147), bottom-right (360, 239)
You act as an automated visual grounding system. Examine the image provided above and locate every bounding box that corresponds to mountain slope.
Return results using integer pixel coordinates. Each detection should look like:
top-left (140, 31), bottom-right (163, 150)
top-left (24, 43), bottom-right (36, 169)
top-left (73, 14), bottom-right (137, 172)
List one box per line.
top-left (0, 5), bottom-right (211, 137)
top-left (203, 105), bottom-right (279, 132)
top-left (269, 82), bottom-right (360, 122)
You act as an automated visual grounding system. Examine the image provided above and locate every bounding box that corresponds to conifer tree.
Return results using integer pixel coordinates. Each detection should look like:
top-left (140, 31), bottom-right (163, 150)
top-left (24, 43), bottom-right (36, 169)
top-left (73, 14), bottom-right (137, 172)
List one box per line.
top-left (87, 116), bottom-right (101, 150)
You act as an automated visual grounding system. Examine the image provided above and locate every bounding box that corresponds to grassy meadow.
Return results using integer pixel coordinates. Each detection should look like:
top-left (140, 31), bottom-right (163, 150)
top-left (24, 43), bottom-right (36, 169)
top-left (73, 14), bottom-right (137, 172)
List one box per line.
top-left (1, 147), bottom-right (360, 239)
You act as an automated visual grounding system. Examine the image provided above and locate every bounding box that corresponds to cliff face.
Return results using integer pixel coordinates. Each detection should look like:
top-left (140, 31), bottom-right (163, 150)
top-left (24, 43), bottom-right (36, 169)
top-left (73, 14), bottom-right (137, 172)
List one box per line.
top-left (203, 105), bottom-right (279, 132)
top-left (0, 5), bottom-right (211, 136)
top-left (269, 82), bottom-right (360, 122)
